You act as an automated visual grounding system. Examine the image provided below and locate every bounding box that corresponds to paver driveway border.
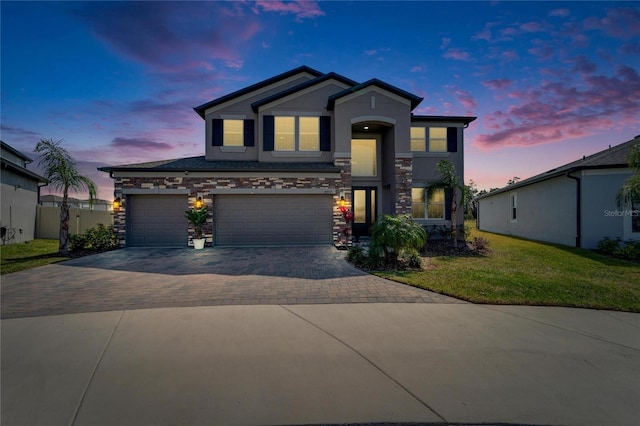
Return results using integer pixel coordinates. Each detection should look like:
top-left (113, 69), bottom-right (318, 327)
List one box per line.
top-left (1, 246), bottom-right (465, 319)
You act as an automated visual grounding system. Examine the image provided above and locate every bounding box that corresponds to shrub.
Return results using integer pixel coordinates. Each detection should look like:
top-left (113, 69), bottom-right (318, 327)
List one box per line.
top-left (613, 241), bottom-right (640, 261)
top-left (346, 245), bottom-right (366, 265)
top-left (70, 224), bottom-right (119, 253)
top-left (369, 214), bottom-right (427, 267)
top-left (597, 237), bottom-right (620, 255)
top-left (469, 236), bottom-right (490, 252)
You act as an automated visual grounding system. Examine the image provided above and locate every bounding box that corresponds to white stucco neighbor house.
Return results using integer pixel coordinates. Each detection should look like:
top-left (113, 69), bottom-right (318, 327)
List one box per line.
top-left (477, 136), bottom-right (640, 249)
top-left (1, 141), bottom-right (47, 244)
top-left (99, 66), bottom-right (475, 247)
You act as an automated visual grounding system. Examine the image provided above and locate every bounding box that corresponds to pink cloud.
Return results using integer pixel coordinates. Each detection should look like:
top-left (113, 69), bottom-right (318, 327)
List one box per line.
top-left (520, 21), bottom-right (545, 32)
top-left (254, 1), bottom-right (324, 20)
top-left (583, 7), bottom-right (640, 39)
top-left (549, 8), bottom-right (570, 17)
top-left (111, 137), bottom-right (173, 151)
top-left (620, 42), bottom-right (640, 55)
top-left (443, 48), bottom-right (471, 61)
top-left (475, 65), bottom-right (640, 149)
top-left (501, 50), bottom-right (520, 61)
top-left (482, 79), bottom-right (512, 90)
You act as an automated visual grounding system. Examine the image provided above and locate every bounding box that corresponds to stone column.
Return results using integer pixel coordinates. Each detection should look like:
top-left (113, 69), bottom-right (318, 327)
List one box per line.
top-left (394, 157), bottom-right (413, 215)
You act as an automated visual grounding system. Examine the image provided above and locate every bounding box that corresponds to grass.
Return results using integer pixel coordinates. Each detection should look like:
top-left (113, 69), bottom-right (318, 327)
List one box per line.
top-left (375, 223), bottom-right (640, 312)
top-left (1, 239), bottom-right (70, 275)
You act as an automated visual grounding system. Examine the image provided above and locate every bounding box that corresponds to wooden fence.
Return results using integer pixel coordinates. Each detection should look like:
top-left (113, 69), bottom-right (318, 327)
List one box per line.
top-left (35, 205), bottom-right (114, 239)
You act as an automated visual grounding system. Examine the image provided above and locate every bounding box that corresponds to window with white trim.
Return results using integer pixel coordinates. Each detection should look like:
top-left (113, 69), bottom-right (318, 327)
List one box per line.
top-left (510, 194), bottom-right (517, 221)
top-left (412, 187), bottom-right (445, 219)
top-left (274, 116), bottom-right (319, 152)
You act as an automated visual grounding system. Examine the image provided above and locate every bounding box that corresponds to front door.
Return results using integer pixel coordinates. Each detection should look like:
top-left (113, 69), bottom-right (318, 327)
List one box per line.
top-left (352, 187), bottom-right (376, 239)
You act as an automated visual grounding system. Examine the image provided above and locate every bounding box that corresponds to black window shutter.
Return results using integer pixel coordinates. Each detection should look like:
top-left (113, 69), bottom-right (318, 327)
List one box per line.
top-left (243, 119), bottom-right (255, 147)
top-left (212, 119), bottom-right (223, 146)
top-left (263, 115), bottom-right (274, 151)
top-left (447, 127), bottom-right (458, 152)
top-left (445, 188), bottom-right (453, 220)
top-left (319, 116), bottom-right (331, 151)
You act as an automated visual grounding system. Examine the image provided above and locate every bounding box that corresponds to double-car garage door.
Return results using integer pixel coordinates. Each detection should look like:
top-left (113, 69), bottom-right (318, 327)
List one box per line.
top-left (126, 194), bottom-right (332, 247)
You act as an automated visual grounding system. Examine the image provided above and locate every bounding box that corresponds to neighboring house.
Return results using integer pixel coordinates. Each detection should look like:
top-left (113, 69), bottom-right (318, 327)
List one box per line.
top-left (100, 66), bottom-right (475, 247)
top-left (477, 136), bottom-right (640, 249)
top-left (40, 195), bottom-right (112, 211)
top-left (0, 141), bottom-right (47, 244)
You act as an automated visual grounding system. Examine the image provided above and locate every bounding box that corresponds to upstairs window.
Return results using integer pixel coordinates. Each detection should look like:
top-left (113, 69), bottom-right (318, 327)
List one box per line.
top-left (428, 127), bottom-right (447, 152)
top-left (412, 187), bottom-right (445, 219)
top-left (274, 116), bottom-right (319, 152)
top-left (351, 139), bottom-right (377, 176)
top-left (212, 118), bottom-right (254, 147)
top-left (223, 119), bottom-right (243, 147)
top-left (411, 127), bottom-right (426, 151)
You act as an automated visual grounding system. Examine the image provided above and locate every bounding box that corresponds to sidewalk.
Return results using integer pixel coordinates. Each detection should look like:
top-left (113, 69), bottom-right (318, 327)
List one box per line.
top-left (2, 303), bottom-right (639, 425)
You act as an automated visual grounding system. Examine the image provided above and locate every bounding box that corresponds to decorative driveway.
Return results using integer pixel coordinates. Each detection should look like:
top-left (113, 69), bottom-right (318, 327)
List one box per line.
top-left (1, 247), bottom-right (465, 319)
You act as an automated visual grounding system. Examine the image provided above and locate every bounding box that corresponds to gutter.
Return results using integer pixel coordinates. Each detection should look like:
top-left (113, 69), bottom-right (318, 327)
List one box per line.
top-left (565, 171), bottom-right (581, 248)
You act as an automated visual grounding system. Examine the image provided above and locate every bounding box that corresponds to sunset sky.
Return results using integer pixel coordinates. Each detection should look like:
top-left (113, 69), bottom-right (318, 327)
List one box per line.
top-left (2, 1), bottom-right (639, 199)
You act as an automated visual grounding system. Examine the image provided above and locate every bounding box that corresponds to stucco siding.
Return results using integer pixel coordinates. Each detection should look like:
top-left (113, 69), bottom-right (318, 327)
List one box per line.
top-left (581, 169), bottom-right (636, 248)
top-left (478, 176), bottom-right (577, 247)
top-left (1, 182), bottom-right (38, 243)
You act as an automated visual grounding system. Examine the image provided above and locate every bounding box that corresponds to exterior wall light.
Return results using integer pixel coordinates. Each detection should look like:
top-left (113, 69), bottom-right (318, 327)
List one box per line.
top-left (195, 196), bottom-right (203, 209)
top-left (113, 197), bottom-right (121, 210)
top-left (339, 196), bottom-right (347, 209)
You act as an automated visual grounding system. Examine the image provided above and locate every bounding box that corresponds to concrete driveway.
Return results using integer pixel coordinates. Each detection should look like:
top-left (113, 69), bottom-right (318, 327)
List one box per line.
top-left (2, 247), bottom-right (639, 425)
top-left (1, 246), bottom-right (463, 319)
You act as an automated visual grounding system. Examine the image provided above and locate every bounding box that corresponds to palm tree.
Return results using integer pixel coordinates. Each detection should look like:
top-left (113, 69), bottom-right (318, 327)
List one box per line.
top-left (617, 141), bottom-right (640, 207)
top-left (34, 138), bottom-right (97, 255)
top-left (434, 159), bottom-right (463, 247)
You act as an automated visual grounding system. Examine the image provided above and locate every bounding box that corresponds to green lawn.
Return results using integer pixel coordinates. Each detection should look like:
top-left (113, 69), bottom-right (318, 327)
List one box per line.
top-left (0, 239), bottom-right (70, 275)
top-left (376, 225), bottom-right (640, 312)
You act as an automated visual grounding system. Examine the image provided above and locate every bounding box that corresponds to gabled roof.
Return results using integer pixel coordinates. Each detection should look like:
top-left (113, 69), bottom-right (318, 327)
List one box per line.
top-left (1, 140), bottom-right (33, 163)
top-left (477, 135), bottom-right (640, 199)
top-left (251, 72), bottom-right (358, 112)
top-left (193, 66), bottom-right (324, 118)
top-left (327, 78), bottom-right (423, 111)
top-left (98, 156), bottom-right (341, 173)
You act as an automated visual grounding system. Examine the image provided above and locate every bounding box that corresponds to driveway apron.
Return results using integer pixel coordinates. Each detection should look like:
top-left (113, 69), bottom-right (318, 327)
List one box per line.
top-left (1, 246), bottom-right (464, 319)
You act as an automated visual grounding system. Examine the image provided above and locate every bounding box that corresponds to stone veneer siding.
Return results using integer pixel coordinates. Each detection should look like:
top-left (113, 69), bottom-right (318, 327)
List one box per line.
top-left (333, 157), bottom-right (353, 243)
top-left (113, 175), bottom-right (345, 247)
top-left (394, 158), bottom-right (413, 215)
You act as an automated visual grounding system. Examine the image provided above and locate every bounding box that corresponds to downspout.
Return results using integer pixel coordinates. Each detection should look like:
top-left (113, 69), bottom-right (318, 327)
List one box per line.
top-left (565, 171), bottom-right (581, 248)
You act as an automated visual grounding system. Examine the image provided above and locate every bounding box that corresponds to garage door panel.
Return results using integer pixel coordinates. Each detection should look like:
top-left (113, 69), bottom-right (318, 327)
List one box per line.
top-left (127, 195), bottom-right (188, 247)
top-left (215, 195), bottom-right (331, 246)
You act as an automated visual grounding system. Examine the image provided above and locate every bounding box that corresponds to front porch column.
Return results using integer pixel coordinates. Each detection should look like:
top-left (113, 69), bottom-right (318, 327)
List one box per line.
top-left (394, 157), bottom-right (412, 215)
top-left (334, 156), bottom-right (352, 244)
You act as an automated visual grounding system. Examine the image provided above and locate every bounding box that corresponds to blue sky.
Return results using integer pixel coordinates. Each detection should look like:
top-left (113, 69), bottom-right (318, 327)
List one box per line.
top-left (2, 1), bottom-right (639, 199)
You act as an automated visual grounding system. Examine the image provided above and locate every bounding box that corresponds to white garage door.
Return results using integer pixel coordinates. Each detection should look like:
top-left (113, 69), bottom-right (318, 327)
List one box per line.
top-left (127, 195), bottom-right (188, 247)
top-left (215, 195), bottom-right (332, 246)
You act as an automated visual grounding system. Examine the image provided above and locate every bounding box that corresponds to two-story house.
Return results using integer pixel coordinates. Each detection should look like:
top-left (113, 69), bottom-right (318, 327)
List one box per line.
top-left (100, 66), bottom-right (475, 247)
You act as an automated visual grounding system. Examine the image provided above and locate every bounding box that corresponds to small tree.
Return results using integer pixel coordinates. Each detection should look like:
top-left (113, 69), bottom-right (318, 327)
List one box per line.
top-left (185, 207), bottom-right (208, 239)
top-left (433, 160), bottom-right (464, 247)
top-left (369, 214), bottom-right (426, 266)
top-left (34, 138), bottom-right (96, 255)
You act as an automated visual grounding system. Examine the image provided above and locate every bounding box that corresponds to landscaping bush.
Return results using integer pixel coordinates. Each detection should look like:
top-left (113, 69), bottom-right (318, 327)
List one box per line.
top-left (70, 224), bottom-right (119, 254)
top-left (369, 214), bottom-right (427, 267)
top-left (597, 237), bottom-right (640, 261)
top-left (597, 237), bottom-right (621, 255)
top-left (346, 245), bottom-right (366, 265)
top-left (469, 235), bottom-right (491, 253)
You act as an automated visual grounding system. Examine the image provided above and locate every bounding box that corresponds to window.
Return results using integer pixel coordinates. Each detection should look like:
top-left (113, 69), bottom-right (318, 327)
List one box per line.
top-left (429, 127), bottom-right (447, 152)
top-left (633, 200), bottom-right (640, 233)
top-left (223, 119), bottom-right (243, 147)
top-left (511, 194), bottom-right (517, 221)
top-left (351, 139), bottom-right (377, 176)
top-left (411, 127), bottom-right (426, 151)
top-left (299, 117), bottom-right (319, 151)
top-left (274, 116), bottom-right (319, 152)
top-left (275, 117), bottom-right (295, 151)
top-left (412, 187), bottom-right (445, 219)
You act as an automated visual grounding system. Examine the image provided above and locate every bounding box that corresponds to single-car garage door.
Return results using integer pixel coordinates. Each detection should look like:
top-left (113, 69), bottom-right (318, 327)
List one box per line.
top-left (215, 195), bottom-right (332, 246)
top-left (127, 194), bottom-right (188, 247)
